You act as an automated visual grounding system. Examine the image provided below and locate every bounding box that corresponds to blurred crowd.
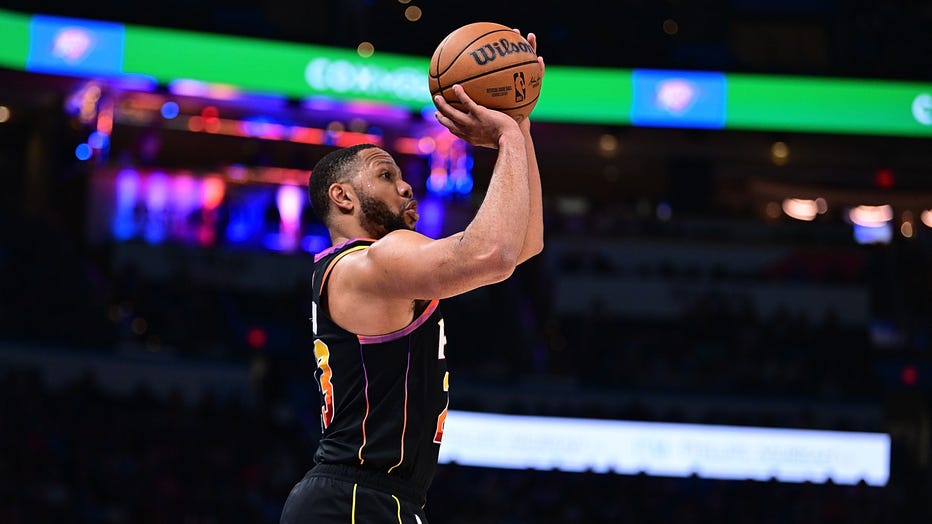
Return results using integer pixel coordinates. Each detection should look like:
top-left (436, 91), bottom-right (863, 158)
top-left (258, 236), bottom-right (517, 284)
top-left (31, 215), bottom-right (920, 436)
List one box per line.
top-left (0, 213), bottom-right (900, 401)
top-left (0, 367), bottom-right (302, 523)
top-left (1, 202), bottom-right (928, 407)
top-left (2, 365), bottom-right (929, 524)
top-left (2, 155), bottom-right (932, 523)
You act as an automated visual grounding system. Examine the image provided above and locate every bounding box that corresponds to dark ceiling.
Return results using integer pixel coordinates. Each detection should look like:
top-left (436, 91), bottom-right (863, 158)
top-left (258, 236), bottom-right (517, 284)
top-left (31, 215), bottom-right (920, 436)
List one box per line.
top-left (1, 1), bottom-right (931, 219)
top-left (3, 0), bottom-right (932, 81)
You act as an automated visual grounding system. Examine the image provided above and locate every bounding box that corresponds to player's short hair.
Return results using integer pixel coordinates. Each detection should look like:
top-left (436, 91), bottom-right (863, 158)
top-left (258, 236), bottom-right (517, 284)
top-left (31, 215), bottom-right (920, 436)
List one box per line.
top-left (308, 143), bottom-right (379, 225)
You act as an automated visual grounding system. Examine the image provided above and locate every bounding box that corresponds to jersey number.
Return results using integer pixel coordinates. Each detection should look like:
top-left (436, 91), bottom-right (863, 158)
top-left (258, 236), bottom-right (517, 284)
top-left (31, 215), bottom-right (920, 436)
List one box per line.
top-left (434, 319), bottom-right (449, 443)
top-left (314, 339), bottom-right (334, 429)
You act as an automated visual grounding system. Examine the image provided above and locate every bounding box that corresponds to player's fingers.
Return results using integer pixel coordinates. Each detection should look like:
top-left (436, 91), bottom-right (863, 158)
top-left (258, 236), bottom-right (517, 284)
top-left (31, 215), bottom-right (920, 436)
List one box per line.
top-left (434, 95), bottom-right (453, 115)
top-left (433, 108), bottom-right (448, 125)
top-left (526, 32), bottom-right (537, 53)
top-left (451, 84), bottom-right (479, 112)
top-left (434, 110), bottom-right (454, 129)
top-left (434, 93), bottom-right (460, 116)
top-left (433, 111), bottom-right (466, 139)
top-left (434, 94), bottom-right (468, 128)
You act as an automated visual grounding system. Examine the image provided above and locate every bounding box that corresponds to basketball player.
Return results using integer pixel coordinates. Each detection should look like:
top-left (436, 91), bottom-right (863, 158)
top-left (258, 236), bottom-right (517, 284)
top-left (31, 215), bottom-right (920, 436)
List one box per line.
top-left (279, 34), bottom-right (544, 524)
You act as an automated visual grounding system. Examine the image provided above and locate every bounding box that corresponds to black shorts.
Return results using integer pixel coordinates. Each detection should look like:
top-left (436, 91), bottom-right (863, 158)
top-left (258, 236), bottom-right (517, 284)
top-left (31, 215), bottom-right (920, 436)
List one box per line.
top-left (280, 464), bottom-right (430, 524)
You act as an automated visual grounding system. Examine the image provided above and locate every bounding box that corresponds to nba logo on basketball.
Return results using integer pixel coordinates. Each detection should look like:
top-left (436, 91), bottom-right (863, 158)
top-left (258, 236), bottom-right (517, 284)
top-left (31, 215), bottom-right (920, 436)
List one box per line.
top-left (513, 72), bottom-right (526, 103)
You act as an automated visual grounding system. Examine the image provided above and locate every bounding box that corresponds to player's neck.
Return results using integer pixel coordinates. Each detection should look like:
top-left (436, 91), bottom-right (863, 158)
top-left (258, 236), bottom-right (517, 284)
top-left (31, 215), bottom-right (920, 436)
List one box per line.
top-left (328, 228), bottom-right (378, 248)
top-left (328, 215), bottom-right (371, 247)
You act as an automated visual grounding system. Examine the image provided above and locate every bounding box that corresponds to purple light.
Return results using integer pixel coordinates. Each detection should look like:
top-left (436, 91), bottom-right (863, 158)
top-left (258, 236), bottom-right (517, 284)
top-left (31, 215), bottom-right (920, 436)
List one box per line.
top-left (236, 92), bottom-right (288, 110)
top-left (170, 174), bottom-right (199, 207)
top-left (168, 79), bottom-right (265, 103)
top-left (108, 74), bottom-right (158, 92)
top-left (241, 117), bottom-right (289, 140)
top-left (144, 172), bottom-right (169, 243)
top-left (427, 173), bottom-right (449, 194)
top-left (275, 185), bottom-right (304, 253)
top-left (301, 96), bottom-right (341, 112)
top-left (240, 118), bottom-right (265, 137)
top-left (343, 101), bottom-right (411, 121)
top-left (301, 234), bottom-right (331, 254)
top-left (454, 174), bottom-right (474, 194)
top-left (276, 184), bottom-right (304, 229)
top-left (420, 103), bottom-right (441, 121)
top-left (416, 197), bottom-right (445, 239)
top-left (168, 79), bottom-right (209, 97)
top-left (88, 131), bottom-right (109, 149)
top-left (145, 172), bottom-right (169, 211)
top-left (113, 169), bottom-right (140, 240)
top-left (115, 169), bottom-right (140, 209)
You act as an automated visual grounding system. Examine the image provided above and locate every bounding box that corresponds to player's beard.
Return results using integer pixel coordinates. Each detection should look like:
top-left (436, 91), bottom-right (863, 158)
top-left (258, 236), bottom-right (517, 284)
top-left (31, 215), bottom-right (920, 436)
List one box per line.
top-left (358, 191), bottom-right (413, 238)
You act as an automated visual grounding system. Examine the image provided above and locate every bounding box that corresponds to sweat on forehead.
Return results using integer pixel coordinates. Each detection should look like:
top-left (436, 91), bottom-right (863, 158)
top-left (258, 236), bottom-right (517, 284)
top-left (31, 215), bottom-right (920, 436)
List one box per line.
top-left (359, 148), bottom-right (399, 168)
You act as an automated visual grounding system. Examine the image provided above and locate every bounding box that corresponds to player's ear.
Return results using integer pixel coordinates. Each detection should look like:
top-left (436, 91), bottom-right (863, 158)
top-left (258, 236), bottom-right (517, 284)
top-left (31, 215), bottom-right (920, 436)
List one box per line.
top-left (329, 182), bottom-right (356, 213)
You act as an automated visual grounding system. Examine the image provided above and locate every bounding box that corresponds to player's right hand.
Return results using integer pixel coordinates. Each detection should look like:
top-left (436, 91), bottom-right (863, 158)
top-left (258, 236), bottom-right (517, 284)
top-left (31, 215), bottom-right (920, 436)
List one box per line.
top-left (434, 84), bottom-right (521, 150)
top-left (514, 30), bottom-right (544, 134)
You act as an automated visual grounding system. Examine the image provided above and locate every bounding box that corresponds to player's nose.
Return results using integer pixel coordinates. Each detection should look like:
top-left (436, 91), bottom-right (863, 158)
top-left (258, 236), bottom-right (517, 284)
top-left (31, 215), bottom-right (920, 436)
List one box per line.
top-left (398, 180), bottom-right (413, 198)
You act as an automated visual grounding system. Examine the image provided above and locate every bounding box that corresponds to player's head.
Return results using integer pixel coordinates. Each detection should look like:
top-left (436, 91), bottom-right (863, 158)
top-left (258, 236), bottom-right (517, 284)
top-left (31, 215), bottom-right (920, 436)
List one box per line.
top-left (309, 144), bottom-right (418, 238)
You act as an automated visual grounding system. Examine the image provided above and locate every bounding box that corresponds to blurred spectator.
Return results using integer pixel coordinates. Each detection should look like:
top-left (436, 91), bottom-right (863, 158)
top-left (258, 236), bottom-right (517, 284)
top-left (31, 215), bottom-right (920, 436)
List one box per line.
top-left (1, 366), bottom-right (928, 523)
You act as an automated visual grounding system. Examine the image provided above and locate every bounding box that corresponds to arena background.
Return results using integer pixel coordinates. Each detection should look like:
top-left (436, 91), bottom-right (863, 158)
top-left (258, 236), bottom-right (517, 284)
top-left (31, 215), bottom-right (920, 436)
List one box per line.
top-left (0, 1), bottom-right (930, 522)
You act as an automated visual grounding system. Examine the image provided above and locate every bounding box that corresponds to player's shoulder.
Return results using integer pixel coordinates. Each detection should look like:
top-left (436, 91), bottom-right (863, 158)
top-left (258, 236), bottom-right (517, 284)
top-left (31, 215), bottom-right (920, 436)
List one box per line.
top-left (315, 238), bottom-right (373, 264)
top-left (366, 229), bottom-right (434, 256)
top-left (329, 230), bottom-right (432, 285)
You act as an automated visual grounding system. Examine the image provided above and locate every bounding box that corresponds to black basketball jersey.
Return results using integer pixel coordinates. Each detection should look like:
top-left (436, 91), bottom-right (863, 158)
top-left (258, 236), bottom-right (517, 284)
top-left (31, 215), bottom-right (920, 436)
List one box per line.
top-left (310, 238), bottom-right (450, 497)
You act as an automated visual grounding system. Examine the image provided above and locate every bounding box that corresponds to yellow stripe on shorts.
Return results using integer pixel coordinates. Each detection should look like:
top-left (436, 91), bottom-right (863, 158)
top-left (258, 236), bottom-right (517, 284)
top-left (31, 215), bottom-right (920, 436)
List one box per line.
top-left (392, 494), bottom-right (402, 524)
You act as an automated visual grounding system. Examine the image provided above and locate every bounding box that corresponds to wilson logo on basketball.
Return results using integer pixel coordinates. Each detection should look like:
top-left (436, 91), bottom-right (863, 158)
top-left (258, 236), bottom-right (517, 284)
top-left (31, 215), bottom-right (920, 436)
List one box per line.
top-left (468, 38), bottom-right (535, 66)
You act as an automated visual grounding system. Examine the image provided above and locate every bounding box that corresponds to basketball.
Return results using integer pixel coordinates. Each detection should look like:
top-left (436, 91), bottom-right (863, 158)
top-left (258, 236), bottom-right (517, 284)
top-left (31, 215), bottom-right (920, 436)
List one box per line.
top-left (429, 22), bottom-right (542, 122)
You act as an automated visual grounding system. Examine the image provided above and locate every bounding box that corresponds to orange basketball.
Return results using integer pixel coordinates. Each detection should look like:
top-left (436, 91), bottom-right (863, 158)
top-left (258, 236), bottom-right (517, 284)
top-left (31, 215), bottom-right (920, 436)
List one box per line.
top-left (428, 22), bottom-right (542, 122)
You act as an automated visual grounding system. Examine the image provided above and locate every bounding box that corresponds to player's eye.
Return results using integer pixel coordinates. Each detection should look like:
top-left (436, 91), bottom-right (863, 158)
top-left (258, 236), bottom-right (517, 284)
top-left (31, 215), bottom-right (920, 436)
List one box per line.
top-left (380, 171), bottom-right (392, 180)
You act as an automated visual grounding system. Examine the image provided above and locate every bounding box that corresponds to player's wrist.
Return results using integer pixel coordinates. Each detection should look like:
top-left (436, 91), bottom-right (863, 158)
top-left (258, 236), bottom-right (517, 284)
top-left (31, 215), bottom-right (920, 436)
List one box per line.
top-left (497, 129), bottom-right (524, 150)
top-left (519, 118), bottom-right (532, 135)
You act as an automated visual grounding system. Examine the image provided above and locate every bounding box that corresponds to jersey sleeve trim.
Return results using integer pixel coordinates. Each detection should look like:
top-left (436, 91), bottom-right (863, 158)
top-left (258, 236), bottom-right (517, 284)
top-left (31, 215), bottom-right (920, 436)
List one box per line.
top-left (357, 299), bottom-right (440, 345)
top-left (318, 244), bottom-right (370, 297)
top-left (314, 237), bottom-right (376, 262)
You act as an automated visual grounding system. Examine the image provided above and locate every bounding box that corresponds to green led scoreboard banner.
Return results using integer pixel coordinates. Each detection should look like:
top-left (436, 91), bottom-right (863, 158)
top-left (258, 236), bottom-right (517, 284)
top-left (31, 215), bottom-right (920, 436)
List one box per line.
top-left (2, 8), bottom-right (931, 137)
top-left (124, 26), bottom-right (430, 110)
top-left (727, 74), bottom-right (932, 137)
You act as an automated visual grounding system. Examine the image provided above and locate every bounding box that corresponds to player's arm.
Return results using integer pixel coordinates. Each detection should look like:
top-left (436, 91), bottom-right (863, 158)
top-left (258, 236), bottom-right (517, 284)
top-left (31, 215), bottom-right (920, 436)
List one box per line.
top-left (515, 118), bottom-right (542, 266)
top-left (515, 34), bottom-right (544, 265)
top-left (342, 85), bottom-right (531, 300)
